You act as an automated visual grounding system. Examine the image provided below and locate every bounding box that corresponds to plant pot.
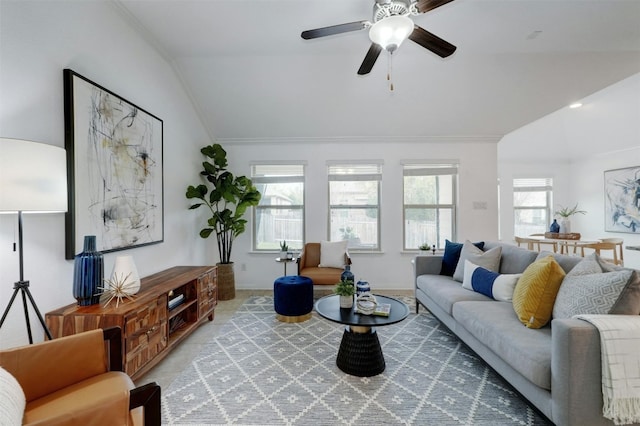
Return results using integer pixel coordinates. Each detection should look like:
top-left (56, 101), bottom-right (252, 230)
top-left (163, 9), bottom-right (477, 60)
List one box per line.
top-left (217, 262), bottom-right (235, 300)
top-left (559, 219), bottom-right (571, 234)
top-left (339, 295), bottom-right (353, 309)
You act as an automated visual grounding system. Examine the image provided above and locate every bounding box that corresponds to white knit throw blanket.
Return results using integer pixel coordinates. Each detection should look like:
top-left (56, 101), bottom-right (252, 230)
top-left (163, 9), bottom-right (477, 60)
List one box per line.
top-left (575, 314), bottom-right (640, 425)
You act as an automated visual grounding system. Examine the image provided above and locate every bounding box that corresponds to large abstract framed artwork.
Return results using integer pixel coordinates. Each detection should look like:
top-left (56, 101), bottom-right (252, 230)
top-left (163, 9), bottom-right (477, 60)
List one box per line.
top-left (64, 69), bottom-right (164, 259)
top-left (604, 166), bottom-right (640, 234)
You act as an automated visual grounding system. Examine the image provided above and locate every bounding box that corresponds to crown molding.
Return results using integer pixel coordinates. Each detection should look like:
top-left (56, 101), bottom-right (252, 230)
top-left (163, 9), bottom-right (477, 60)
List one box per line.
top-left (216, 135), bottom-right (503, 145)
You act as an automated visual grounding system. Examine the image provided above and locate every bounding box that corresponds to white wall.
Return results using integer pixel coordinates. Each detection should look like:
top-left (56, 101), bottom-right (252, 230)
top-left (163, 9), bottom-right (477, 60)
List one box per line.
top-left (0, 1), bottom-right (212, 348)
top-left (212, 138), bottom-right (499, 290)
top-left (498, 73), bottom-right (640, 268)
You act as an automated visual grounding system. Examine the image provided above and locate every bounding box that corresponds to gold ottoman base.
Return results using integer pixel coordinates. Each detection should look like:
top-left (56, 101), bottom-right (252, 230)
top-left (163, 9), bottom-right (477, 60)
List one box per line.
top-left (276, 312), bottom-right (312, 323)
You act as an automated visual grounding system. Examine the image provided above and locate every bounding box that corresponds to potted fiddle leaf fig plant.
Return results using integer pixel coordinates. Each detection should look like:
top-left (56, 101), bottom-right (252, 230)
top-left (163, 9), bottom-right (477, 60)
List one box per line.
top-left (186, 143), bottom-right (261, 300)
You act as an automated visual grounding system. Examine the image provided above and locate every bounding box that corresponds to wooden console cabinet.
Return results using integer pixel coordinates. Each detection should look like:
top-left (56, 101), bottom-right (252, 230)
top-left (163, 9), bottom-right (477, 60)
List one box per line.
top-left (45, 266), bottom-right (217, 380)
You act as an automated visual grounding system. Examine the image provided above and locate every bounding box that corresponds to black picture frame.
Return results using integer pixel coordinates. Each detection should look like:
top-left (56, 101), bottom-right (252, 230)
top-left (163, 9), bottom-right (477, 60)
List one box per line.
top-left (64, 69), bottom-right (164, 259)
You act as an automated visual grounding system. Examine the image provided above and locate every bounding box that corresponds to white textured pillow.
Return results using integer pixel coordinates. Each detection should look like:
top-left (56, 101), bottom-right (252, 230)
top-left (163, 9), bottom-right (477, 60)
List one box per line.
top-left (453, 241), bottom-right (502, 282)
top-left (318, 240), bottom-right (348, 268)
top-left (0, 366), bottom-right (25, 425)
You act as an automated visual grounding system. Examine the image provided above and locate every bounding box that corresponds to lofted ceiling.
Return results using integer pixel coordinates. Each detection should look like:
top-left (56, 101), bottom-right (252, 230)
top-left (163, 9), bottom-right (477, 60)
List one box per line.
top-left (115, 0), bottom-right (640, 142)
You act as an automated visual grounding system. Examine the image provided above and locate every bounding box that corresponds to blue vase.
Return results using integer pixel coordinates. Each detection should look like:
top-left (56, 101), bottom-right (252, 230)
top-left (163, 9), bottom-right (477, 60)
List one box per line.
top-left (550, 219), bottom-right (560, 233)
top-left (341, 265), bottom-right (354, 283)
top-left (356, 280), bottom-right (370, 297)
top-left (73, 235), bottom-right (104, 306)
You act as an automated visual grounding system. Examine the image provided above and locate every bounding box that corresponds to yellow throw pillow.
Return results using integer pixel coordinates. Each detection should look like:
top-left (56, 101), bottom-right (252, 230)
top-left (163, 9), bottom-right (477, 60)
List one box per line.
top-left (512, 255), bottom-right (566, 329)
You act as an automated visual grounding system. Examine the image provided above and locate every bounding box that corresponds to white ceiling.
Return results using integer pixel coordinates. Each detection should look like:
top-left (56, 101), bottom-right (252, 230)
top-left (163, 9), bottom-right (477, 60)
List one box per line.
top-left (115, 0), bottom-right (640, 141)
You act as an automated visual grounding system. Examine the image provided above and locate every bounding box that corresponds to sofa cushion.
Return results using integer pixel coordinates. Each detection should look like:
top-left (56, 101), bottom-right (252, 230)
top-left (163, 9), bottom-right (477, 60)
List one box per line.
top-left (462, 260), bottom-right (522, 301)
top-left (318, 240), bottom-right (348, 268)
top-left (485, 242), bottom-right (539, 274)
top-left (416, 275), bottom-right (491, 315)
top-left (298, 266), bottom-right (343, 285)
top-left (535, 251), bottom-right (582, 274)
top-left (440, 240), bottom-right (485, 277)
top-left (512, 255), bottom-right (566, 329)
top-left (453, 301), bottom-right (552, 390)
top-left (453, 242), bottom-right (502, 282)
top-left (0, 366), bottom-right (24, 425)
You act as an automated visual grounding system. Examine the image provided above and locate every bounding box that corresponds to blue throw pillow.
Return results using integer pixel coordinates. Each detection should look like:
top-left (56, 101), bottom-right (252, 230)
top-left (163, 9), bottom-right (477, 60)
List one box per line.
top-left (440, 240), bottom-right (485, 276)
top-left (462, 260), bottom-right (521, 301)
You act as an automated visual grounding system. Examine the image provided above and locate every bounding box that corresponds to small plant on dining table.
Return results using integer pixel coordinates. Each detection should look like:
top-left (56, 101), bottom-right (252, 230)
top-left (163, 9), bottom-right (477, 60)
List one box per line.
top-left (555, 204), bottom-right (587, 218)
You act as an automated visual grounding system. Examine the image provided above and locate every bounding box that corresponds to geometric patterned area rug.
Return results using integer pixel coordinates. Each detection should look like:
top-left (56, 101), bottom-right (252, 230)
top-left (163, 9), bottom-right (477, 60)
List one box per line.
top-left (162, 296), bottom-right (551, 425)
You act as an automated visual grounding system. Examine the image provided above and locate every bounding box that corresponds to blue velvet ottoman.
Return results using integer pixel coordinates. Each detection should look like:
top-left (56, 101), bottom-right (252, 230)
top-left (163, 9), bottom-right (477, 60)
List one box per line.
top-left (274, 275), bottom-right (313, 323)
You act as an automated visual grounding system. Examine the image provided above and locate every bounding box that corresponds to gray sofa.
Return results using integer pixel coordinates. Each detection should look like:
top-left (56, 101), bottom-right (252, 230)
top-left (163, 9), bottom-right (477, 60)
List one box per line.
top-left (414, 241), bottom-right (639, 426)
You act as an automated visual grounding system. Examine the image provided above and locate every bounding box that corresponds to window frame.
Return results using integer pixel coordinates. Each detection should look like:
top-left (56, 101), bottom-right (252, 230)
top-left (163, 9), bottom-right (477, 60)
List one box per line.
top-left (513, 177), bottom-right (553, 237)
top-left (251, 162), bottom-right (306, 252)
top-left (327, 160), bottom-right (383, 251)
top-left (402, 161), bottom-right (458, 251)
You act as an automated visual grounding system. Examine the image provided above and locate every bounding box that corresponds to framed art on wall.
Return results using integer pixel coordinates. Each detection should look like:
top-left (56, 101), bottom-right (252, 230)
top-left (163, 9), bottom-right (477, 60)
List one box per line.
top-left (604, 166), bottom-right (640, 234)
top-left (64, 69), bottom-right (164, 259)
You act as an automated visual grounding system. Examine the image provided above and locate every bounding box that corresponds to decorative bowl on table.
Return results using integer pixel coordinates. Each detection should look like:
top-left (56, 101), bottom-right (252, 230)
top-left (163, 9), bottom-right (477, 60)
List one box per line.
top-left (356, 293), bottom-right (377, 315)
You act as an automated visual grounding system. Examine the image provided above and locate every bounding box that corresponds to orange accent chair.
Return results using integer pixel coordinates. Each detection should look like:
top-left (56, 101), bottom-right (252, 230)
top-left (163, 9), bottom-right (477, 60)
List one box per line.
top-left (0, 327), bottom-right (160, 425)
top-left (297, 242), bottom-right (351, 285)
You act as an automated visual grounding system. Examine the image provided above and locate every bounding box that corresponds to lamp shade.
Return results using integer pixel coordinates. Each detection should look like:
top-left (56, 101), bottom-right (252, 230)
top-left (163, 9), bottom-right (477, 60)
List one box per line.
top-left (0, 138), bottom-right (67, 212)
top-left (368, 15), bottom-right (414, 52)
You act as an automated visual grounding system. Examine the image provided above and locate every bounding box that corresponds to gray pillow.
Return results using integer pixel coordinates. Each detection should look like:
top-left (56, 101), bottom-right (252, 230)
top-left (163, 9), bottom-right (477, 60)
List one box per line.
top-left (453, 241), bottom-right (502, 282)
top-left (553, 269), bottom-right (633, 319)
top-left (595, 258), bottom-right (640, 315)
top-left (564, 253), bottom-right (602, 276)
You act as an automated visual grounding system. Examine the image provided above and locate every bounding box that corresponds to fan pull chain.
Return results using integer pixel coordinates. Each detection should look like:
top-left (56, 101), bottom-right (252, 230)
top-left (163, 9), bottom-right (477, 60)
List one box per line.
top-left (387, 50), bottom-right (394, 91)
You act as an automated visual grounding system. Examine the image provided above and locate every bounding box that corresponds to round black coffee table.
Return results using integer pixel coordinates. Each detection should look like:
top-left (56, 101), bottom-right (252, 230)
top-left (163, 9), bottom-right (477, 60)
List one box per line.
top-left (314, 294), bottom-right (410, 377)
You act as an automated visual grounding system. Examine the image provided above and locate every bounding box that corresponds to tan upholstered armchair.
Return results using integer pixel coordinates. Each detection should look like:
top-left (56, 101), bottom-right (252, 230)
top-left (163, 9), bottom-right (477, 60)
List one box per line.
top-left (0, 327), bottom-right (160, 425)
top-left (297, 242), bottom-right (351, 285)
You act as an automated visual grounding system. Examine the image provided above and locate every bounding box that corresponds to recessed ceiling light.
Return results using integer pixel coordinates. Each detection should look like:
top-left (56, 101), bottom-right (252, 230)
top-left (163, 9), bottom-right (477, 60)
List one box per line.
top-left (569, 102), bottom-right (583, 109)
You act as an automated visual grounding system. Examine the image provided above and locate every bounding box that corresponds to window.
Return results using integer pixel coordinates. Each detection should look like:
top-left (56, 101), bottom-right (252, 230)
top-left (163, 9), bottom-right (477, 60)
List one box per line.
top-left (328, 161), bottom-right (382, 250)
top-left (513, 178), bottom-right (553, 237)
top-left (403, 162), bottom-right (458, 250)
top-left (251, 163), bottom-right (305, 251)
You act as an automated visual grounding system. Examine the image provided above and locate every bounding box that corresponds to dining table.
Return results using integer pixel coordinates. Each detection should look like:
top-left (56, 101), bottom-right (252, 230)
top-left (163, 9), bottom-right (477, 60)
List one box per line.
top-left (528, 234), bottom-right (601, 255)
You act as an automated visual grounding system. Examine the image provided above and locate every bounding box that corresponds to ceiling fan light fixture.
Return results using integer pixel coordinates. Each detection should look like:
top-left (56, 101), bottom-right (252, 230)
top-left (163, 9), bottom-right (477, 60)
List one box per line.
top-left (369, 15), bottom-right (414, 51)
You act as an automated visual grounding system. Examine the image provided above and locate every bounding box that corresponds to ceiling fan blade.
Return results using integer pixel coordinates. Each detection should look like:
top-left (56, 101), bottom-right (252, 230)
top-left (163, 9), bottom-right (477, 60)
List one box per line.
top-left (408, 26), bottom-right (456, 58)
top-left (357, 43), bottom-right (383, 75)
top-left (415, 0), bottom-right (455, 14)
top-left (301, 21), bottom-right (368, 40)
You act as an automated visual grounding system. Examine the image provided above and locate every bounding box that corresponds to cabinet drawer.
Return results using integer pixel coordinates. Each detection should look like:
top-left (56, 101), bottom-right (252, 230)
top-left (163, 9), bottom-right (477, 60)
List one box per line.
top-left (124, 297), bottom-right (168, 376)
top-left (197, 269), bottom-right (217, 317)
top-left (125, 320), bottom-right (167, 376)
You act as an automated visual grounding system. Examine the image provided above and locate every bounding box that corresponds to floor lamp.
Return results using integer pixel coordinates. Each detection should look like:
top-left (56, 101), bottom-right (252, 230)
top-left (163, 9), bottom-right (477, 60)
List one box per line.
top-left (0, 138), bottom-right (67, 343)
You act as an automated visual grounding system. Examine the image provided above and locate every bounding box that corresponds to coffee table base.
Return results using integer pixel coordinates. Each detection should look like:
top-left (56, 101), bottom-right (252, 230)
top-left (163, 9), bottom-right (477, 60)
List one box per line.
top-left (336, 327), bottom-right (385, 377)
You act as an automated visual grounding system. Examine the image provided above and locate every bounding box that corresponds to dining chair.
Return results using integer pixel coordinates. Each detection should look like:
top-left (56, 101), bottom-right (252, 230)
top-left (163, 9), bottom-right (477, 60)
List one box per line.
top-left (515, 236), bottom-right (541, 251)
top-left (599, 238), bottom-right (624, 266)
top-left (528, 234), bottom-right (558, 253)
top-left (579, 242), bottom-right (622, 266)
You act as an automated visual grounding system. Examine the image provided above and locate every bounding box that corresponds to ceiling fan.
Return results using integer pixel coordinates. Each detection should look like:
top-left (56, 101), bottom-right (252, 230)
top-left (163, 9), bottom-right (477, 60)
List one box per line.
top-left (301, 0), bottom-right (457, 75)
